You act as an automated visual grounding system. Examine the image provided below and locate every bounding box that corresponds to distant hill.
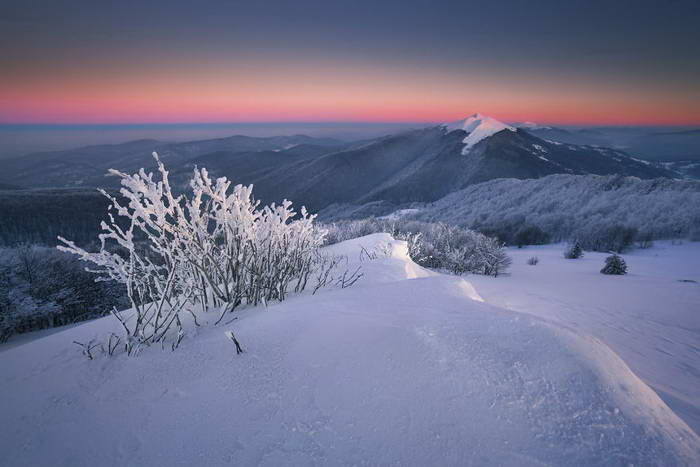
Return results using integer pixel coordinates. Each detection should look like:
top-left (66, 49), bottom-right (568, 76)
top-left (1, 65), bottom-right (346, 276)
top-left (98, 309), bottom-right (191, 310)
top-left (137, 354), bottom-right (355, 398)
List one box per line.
top-left (0, 135), bottom-right (348, 189)
top-left (0, 189), bottom-right (114, 246)
top-left (409, 174), bottom-right (700, 240)
top-left (520, 124), bottom-right (700, 163)
top-left (0, 115), bottom-right (686, 245)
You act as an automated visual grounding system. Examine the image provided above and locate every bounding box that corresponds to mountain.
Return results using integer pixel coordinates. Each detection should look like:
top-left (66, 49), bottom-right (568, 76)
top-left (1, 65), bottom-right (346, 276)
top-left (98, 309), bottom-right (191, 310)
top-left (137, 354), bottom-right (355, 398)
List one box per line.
top-left (514, 123), bottom-right (611, 146)
top-left (0, 135), bottom-right (348, 189)
top-left (661, 160), bottom-right (700, 179)
top-left (445, 113), bottom-right (516, 153)
top-left (518, 123), bottom-right (700, 163)
top-left (243, 114), bottom-right (674, 211)
top-left (0, 114), bottom-right (677, 215)
top-left (627, 129), bottom-right (700, 162)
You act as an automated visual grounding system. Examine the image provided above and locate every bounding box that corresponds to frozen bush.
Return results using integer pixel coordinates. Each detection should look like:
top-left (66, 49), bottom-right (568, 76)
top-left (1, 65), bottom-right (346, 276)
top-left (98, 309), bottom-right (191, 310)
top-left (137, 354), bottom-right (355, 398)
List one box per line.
top-left (526, 256), bottom-right (539, 266)
top-left (58, 153), bottom-right (333, 355)
top-left (601, 254), bottom-right (628, 275)
top-left (564, 241), bottom-right (584, 259)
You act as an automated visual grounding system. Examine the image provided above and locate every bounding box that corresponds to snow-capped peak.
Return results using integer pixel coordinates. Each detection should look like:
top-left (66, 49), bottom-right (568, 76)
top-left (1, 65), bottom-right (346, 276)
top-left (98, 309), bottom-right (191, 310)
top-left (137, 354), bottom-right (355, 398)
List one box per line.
top-left (442, 113), bottom-right (516, 155)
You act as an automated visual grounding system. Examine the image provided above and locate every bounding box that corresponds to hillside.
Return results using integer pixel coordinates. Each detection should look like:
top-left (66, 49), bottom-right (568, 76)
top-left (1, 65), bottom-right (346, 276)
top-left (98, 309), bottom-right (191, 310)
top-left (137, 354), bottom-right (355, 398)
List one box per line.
top-left (0, 188), bottom-right (114, 246)
top-left (245, 116), bottom-right (674, 212)
top-left (0, 135), bottom-right (348, 189)
top-left (521, 125), bottom-right (700, 163)
top-left (467, 241), bottom-right (700, 435)
top-left (407, 174), bottom-right (700, 240)
top-left (0, 234), bottom-right (698, 465)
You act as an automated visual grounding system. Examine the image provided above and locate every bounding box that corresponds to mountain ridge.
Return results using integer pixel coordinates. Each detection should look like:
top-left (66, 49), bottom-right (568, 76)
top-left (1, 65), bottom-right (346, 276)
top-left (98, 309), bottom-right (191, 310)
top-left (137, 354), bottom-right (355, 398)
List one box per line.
top-left (0, 115), bottom-right (679, 212)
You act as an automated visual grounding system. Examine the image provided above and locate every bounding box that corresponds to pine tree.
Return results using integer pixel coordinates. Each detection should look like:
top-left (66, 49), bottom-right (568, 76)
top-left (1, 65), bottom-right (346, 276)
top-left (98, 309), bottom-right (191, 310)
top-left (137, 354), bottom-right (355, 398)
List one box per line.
top-left (601, 254), bottom-right (627, 275)
top-left (564, 241), bottom-right (583, 259)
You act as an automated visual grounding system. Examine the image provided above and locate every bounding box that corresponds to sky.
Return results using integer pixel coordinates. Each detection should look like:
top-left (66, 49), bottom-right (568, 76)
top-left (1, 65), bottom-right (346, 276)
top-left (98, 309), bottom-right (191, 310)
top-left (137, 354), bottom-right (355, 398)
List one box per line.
top-left (1, 0), bottom-right (699, 126)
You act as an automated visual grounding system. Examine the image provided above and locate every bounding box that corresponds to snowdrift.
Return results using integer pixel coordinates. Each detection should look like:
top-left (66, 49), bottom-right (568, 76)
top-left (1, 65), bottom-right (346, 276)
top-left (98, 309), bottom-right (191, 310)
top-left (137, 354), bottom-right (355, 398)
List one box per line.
top-left (1, 234), bottom-right (698, 465)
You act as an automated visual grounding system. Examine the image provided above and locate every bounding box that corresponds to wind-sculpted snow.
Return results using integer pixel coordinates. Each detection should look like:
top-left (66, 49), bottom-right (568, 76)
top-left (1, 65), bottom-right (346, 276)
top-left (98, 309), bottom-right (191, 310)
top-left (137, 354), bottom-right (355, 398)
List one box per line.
top-left (466, 241), bottom-right (700, 436)
top-left (0, 234), bottom-right (698, 465)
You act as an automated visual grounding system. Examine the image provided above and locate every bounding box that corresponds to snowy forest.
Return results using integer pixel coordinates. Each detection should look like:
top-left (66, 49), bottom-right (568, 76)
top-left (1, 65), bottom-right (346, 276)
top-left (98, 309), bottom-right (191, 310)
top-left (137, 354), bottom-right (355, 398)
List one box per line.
top-left (410, 174), bottom-right (700, 246)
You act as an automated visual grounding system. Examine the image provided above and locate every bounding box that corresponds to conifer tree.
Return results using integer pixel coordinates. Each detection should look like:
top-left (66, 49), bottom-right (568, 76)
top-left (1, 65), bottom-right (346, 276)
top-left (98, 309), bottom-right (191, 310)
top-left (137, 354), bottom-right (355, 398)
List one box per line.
top-left (601, 254), bottom-right (627, 275)
top-left (564, 241), bottom-right (583, 259)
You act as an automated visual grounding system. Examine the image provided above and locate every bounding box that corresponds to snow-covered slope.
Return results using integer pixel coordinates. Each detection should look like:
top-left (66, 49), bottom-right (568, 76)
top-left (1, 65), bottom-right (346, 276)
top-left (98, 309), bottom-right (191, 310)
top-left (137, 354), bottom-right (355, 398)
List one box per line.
top-left (1, 234), bottom-right (698, 465)
top-left (443, 113), bottom-right (516, 154)
top-left (466, 241), bottom-right (700, 437)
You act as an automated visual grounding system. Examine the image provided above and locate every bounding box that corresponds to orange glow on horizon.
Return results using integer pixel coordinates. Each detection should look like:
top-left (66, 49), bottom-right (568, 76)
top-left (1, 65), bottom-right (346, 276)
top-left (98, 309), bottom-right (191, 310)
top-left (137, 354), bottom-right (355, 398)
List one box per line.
top-left (2, 59), bottom-right (699, 126)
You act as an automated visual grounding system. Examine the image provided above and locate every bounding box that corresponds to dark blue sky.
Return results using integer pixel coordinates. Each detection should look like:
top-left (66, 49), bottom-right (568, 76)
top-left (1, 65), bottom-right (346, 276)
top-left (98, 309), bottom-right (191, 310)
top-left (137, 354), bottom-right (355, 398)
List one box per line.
top-left (2, 0), bottom-right (699, 124)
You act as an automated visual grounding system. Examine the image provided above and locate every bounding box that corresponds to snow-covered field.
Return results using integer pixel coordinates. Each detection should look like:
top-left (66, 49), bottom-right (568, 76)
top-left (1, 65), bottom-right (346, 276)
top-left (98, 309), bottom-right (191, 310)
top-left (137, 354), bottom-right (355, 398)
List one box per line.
top-left (467, 241), bottom-right (700, 436)
top-left (1, 235), bottom-right (699, 465)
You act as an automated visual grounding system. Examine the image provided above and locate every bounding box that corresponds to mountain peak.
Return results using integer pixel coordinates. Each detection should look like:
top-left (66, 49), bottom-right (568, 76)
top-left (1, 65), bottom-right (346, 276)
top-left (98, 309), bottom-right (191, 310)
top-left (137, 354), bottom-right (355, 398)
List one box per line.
top-left (442, 113), bottom-right (516, 154)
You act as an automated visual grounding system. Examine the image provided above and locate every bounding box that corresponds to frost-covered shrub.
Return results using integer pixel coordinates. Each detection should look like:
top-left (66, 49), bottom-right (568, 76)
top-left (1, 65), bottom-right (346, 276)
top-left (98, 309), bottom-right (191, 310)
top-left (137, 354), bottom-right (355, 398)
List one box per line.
top-left (58, 153), bottom-right (331, 355)
top-left (526, 256), bottom-right (539, 266)
top-left (324, 218), bottom-right (387, 245)
top-left (601, 254), bottom-right (628, 275)
top-left (564, 241), bottom-right (584, 259)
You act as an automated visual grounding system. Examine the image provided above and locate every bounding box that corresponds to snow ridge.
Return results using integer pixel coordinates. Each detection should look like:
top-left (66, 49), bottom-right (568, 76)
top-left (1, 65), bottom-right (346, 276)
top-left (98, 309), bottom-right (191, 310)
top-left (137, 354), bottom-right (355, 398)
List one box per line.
top-left (443, 113), bottom-right (516, 154)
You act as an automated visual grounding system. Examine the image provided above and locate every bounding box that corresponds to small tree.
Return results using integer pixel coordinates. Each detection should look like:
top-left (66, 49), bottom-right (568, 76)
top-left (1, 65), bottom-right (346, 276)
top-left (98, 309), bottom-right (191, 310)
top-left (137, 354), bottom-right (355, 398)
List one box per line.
top-left (526, 256), bottom-right (539, 266)
top-left (564, 241), bottom-right (583, 259)
top-left (601, 254), bottom-right (627, 275)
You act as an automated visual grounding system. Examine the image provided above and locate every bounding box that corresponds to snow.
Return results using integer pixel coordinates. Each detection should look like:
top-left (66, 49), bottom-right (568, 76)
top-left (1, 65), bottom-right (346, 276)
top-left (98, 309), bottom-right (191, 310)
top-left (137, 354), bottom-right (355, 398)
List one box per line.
top-left (632, 156), bottom-right (652, 165)
top-left (0, 234), bottom-right (698, 465)
top-left (467, 241), bottom-right (700, 437)
top-left (378, 208), bottom-right (421, 221)
top-left (443, 113), bottom-right (516, 155)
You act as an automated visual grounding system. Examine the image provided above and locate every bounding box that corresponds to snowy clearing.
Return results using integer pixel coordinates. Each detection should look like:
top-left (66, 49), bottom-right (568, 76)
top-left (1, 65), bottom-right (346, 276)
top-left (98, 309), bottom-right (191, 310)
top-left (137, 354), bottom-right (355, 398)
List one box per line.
top-left (0, 234), bottom-right (698, 465)
top-left (467, 241), bottom-right (700, 436)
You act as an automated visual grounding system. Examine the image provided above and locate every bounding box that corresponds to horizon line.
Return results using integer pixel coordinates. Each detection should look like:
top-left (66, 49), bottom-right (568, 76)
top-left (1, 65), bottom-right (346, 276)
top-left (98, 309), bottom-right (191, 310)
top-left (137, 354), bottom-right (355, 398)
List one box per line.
top-left (1, 120), bottom-right (699, 129)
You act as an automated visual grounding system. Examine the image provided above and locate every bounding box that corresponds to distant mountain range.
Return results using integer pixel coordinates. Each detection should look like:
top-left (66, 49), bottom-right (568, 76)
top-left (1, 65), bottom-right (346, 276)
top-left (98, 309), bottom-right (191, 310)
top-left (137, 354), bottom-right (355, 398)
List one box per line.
top-left (0, 135), bottom-right (350, 190)
top-left (0, 114), bottom-right (684, 213)
top-left (513, 123), bottom-right (700, 164)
